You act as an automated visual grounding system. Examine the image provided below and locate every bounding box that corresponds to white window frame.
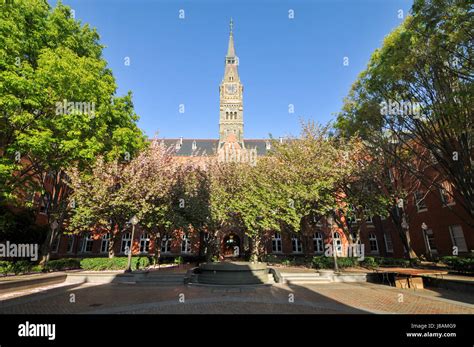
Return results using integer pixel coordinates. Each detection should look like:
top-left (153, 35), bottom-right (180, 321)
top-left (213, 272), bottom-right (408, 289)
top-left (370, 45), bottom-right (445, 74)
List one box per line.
top-left (80, 233), bottom-right (93, 253)
top-left (39, 195), bottom-right (50, 215)
top-left (364, 209), bottom-right (373, 224)
top-left (313, 232), bottom-right (324, 254)
top-left (272, 232), bottom-right (282, 253)
top-left (161, 236), bottom-right (171, 254)
top-left (440, 181), bottom-right (455, 207)
top-left (423, 229), bottom-right (438, 254)
top-left (383, 232), bottom-right (394, 253)
top-left (369, 233), bottom-right (379, 254)
top-left (140, 233), bottom-right (150, 254)
top-left (291, 235), bottom-right (302, 254)
top-left (66, 235), bottom-right (75, 254)
top-left (449, 225), bottom-right (467, 253)
top-left (121, 232), bottom-right (131, 254)
top-left (181, 234), bottom-right (191, 254)
top-left (414, 191), bottom-right (428, 212)
top-left (51, 234), bottom-right (60, 253)
top-left (100, 233), bottom-right (110, 254)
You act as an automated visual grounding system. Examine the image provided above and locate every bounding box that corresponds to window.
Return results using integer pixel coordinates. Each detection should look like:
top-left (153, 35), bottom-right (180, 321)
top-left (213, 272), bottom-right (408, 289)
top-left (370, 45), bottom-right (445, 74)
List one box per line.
top-left (265, 141), bottom-right (271, 150)
top-left (440, 181), bottom-right (455, 206)
top-left (369, 233), bottom-right (379, 253)
top-left (313, 232), bottom-right (324, 253)
top-left (449, 225), bottom-right (467, 252)
top-left (333, 232), bottom-right (342, 256)
top-left (292, 235), bottom-right (302, 253)
top-left (364, 208), bottom-right (373, 224)
top-left (423, 229), bottom-right (437, 253)
top-left (414, 191), bottom-right (428, 211)
top-left (140, 233), bottom-right (150, 253)
top-left (192, 140), bottom-right (197, 151)
top-left (388, 168), bottom-right (395, 183)
top-left (272, 233), bottom-right (282, 253)
top-left (66, 235), bottom-right (75, 254)
top-left (101, 233), bottom-right (110, 254)
top-left (51, 235), bottom-right (60, 253)
top-left (181, 234), bottom-right (191, 254)
top-left (161, 236), bottom-right (171, 253)
top-left (121, 232), bottom-right (131, 254)
top-left (383, 232), bottom-right (394, 253)
top-left (39, 195), bottom-right (50, 214)
top-left (80, 233), bottom-right (93, 253)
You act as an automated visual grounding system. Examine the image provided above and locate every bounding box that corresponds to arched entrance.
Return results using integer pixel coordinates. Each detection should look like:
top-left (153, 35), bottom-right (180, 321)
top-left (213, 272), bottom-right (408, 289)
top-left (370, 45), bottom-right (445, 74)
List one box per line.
top-left (222, 233), bottom-right (241, 258)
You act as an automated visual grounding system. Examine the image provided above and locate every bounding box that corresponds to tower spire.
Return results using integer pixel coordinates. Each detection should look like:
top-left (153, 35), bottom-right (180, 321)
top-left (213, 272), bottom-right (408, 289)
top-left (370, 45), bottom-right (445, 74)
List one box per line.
top-left (227, 18), bottom-right (235, 57)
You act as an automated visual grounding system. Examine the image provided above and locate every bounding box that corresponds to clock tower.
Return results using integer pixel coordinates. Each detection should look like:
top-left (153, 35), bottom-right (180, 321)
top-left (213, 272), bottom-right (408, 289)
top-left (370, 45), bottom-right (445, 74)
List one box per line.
top-left (219, 18), bottom-right (244, 146)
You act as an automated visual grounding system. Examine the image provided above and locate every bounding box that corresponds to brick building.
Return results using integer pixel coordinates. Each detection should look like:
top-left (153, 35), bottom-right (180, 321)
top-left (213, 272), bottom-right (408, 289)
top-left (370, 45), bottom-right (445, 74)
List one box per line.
top-left (45, 20), bottom-right (472, 261)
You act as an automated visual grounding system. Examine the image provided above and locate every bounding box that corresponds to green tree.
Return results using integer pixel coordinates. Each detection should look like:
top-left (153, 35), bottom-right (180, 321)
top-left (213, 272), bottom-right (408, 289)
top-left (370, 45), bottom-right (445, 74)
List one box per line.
top-left (0, 1), bottom-right (145, 263)
top-left (336, 0), bottom-right (473, 225)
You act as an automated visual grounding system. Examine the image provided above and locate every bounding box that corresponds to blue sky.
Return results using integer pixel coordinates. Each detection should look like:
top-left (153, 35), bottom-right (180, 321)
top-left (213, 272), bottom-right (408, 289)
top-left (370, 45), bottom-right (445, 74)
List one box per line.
top-left (50, 0), bottom-right (413, 139)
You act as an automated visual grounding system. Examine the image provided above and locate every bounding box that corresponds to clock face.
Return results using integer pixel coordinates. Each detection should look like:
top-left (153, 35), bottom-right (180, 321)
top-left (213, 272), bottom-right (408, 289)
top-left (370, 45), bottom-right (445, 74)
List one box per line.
top-left (226, 83), bottom-right (237, 95)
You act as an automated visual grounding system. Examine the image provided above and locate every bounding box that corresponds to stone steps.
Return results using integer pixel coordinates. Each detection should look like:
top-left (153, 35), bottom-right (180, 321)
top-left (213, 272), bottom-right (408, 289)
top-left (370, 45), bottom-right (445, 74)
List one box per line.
top-left (280, 272), bottom-right (331, 284)
top-left (138, 274), bottom-right (185, 284)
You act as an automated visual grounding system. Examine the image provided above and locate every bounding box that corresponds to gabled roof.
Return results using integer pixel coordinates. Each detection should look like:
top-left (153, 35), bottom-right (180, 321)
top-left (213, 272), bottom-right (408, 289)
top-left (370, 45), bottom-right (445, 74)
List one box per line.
top-left (158, 138), bottom-right (270, 156)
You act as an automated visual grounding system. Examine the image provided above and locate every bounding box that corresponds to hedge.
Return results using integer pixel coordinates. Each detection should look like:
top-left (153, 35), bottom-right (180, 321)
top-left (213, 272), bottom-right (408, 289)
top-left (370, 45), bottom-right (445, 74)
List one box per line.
top-left (79, 256), bottom-right (151, 271)
top-left (0, 260), bottom-right (42, 275)
top-left (312, 256), bottom-right (358, 269)
top-left (440, 256), bottom-right (474, 274)
top-left (44, 258), bottom-right (81, 272)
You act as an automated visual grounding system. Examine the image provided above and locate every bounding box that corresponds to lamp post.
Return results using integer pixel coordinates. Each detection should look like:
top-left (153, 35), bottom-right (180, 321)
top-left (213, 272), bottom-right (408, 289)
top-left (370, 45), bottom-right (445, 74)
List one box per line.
top-left (125, 215), bottom-right (139, 273)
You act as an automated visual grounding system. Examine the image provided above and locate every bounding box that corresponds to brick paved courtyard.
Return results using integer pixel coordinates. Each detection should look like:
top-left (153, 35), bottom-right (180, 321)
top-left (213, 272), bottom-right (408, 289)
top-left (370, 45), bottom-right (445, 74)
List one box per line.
top-left (0, 281), bottom-right (473, 314)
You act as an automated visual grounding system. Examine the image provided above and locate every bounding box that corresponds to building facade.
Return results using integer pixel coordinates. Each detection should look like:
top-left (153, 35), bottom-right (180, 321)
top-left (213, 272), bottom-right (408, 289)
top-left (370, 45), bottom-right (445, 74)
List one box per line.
top-left (37, 21), bottom-right (474, 261)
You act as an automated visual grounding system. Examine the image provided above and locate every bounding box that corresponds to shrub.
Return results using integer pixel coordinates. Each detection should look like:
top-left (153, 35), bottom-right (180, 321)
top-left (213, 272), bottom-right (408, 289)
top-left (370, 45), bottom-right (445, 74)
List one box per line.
top-left (44, 258), bottom-right (81, 272)
top-left (312, 256), bottom-right (333, 269)
top-left (173, 256), bottom-right (183, 265)
top-left (11, 260), bottom-right (33, 275)
top-left (0, 260), bottom-right (43, 275)
top-left (80, 257), bottom-right (151, 271)
top-left (337, 257), bottom-right (358, 268)
top-left (0, 260), bottom-right (12, 276)
top-left (441, 256), bottom-right (474, 274)
top-left (360, 257), bottom-right (379, 269)
top-left (30, 265), bottom-right (44, 273)
top-left (377, 257), bottom-right (411, 268)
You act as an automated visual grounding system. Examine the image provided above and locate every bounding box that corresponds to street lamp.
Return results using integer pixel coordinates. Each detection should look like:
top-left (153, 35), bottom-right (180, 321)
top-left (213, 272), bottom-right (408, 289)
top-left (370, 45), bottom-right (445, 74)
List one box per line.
top-left (125, 215), bottom-right (139, 273)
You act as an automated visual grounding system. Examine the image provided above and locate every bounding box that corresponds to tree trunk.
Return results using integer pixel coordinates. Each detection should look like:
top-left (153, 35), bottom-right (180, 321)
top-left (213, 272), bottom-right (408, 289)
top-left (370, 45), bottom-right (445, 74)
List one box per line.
top-left (154, 233), bottom-right (161, 266)
top-left (249, 234), bottom-right (260, 262)
top-left (39, 224), bottom-right (55, 265)
top-left (108, 228), bottom-right (118, 258)
top-left (399, 225), bottom-right (418, 260)
top-left (40, 218), bottom-right (63, 265)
